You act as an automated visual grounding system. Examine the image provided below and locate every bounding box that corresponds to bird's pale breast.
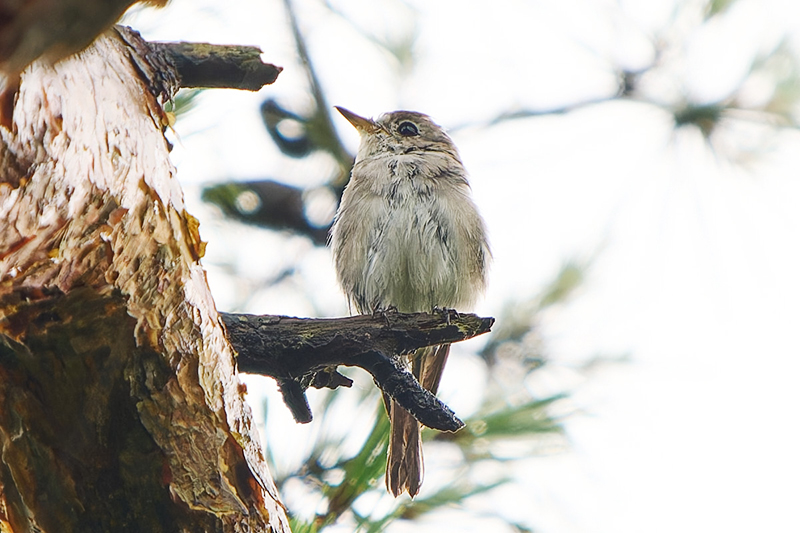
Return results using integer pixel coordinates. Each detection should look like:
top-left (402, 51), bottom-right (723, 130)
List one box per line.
top-left (334, 151), bottom-right (486, 313)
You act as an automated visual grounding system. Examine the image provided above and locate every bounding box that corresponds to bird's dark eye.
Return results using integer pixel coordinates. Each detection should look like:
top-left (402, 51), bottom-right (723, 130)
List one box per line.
top-left (397, 121), bottom-right (419, 136)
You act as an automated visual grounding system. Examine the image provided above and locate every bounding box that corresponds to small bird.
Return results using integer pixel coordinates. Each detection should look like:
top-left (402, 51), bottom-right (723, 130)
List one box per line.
top-left (330, 107), bottom-right (490, 497)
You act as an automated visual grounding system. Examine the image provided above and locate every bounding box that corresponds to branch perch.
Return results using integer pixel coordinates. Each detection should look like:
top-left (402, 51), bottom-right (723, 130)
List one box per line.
top-left (221, 310), bottom-right (494, 431)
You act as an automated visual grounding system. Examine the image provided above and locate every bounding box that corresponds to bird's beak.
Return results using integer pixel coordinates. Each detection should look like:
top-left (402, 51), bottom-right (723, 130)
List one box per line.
top-left (335, 106), bottom-right (381, 134)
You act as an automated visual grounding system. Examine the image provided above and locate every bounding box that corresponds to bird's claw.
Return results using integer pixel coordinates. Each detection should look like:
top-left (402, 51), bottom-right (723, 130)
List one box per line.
top-left (432, 306), bottom-right (459, 325)
top-left (373, 305), bottom-right (398, 327)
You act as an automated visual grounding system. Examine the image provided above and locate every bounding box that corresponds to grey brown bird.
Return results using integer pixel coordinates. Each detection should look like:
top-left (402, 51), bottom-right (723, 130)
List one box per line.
top-left (330, 107), bottom-right (490, 497)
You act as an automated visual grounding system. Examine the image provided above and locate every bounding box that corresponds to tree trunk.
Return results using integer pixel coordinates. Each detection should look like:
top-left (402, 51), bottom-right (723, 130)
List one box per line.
top-left (0, 28), bottom-right (290, 532)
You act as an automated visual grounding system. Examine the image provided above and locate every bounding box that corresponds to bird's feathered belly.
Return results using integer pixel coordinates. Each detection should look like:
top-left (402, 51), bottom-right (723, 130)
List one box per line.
top-left (362, 180), bottom-right (465, 313)
top-left (333, 151), bottom-right (487, 315)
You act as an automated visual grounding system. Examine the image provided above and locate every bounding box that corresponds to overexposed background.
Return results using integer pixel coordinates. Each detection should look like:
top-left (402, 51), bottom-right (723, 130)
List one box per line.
top-left (128, 1), bottom-right (800, 531)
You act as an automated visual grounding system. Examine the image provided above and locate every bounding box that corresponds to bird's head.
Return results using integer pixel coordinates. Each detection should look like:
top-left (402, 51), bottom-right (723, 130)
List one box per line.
top-left (335, 106), bottom-right (457, 160)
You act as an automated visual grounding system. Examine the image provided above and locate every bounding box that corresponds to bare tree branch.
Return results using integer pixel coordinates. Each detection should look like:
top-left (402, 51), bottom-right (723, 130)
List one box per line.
top-left (222, 310), bottom-right (495, 431)
top-left (116, 25), bottom-right (282, 91)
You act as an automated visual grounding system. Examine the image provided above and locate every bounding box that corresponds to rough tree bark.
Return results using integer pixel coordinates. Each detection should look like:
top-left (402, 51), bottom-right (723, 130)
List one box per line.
top-left (0, 28), bottom-right (290, 532)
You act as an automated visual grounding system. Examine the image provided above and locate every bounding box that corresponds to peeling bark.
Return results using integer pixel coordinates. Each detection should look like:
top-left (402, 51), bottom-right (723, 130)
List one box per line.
top-left (0, 28), bottom-right (288, 532)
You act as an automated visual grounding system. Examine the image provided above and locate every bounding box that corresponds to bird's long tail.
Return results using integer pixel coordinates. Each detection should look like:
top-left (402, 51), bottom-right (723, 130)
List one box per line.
top-left (385, 343), bottom-right (451, 497)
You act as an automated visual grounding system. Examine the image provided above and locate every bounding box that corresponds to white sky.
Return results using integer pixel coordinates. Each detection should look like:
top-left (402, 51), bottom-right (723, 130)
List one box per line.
top-left (128, 1), bottom-right (800, 531)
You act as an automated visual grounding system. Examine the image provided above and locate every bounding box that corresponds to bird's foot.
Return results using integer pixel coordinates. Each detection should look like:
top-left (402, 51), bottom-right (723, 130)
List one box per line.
top-left (373, 305), bottom-right (398, 327)
top-left (432, 306), bottom-right (459, 325)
